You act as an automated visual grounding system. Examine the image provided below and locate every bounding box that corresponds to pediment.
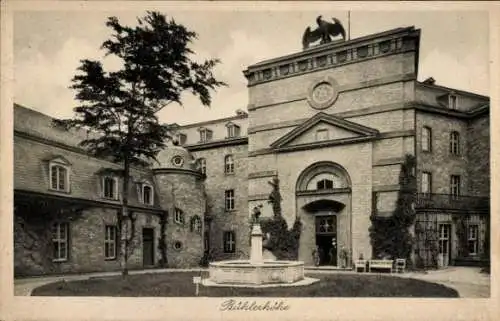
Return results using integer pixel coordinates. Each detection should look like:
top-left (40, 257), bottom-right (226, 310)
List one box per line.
top-left (270, 113), bottom-right (378, 149)
top-left (43, 155), bottom-right (72, 166)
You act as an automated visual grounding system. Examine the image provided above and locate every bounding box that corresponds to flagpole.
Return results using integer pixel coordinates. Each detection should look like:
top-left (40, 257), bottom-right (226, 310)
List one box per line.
top-left (348, 11), bottom-right (351, 40)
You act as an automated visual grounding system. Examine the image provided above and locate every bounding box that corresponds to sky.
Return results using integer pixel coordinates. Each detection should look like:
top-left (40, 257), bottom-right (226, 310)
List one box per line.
top-left (13, 9), bottom-right (489, 125)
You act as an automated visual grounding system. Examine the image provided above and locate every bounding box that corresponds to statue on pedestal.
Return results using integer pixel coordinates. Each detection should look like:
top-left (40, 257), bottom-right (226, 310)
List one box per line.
top-left (252, 205), bottom-right (262, 224)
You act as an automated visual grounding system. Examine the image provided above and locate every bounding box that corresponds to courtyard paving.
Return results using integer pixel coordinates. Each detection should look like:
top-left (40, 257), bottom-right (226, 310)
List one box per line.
top-left (13, 266), bottom-right (490, 298)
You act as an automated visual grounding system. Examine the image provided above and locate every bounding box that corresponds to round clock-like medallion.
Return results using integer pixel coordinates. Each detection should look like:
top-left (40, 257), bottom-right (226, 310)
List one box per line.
top-left (172, 155), bottom-right (184, 167)
top-left (307, 77), bottom-right (339, 110)
top-left (312, 83), bottom-right (334, 105)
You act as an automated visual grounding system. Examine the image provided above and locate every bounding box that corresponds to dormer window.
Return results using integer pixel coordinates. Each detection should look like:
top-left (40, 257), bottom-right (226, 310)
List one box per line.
top-left (48, 157), bottom-right (71, 193)
top-left (199, 127), bottom-right (213, 143)
top-left (226, 122), bottom-right (241, 138)
top-left (102, 176), bottom-right (118, 200)
top-left (176, 133), bottom-right (187, 145)
top-left (449, 94), bottom-right (457, 110)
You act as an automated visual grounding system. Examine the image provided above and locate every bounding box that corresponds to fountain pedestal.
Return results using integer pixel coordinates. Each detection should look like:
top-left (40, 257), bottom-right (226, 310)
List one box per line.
top-left (207, 222), bottom-right (307, 286)
top-left (250, 223), bottom-right (263, 264)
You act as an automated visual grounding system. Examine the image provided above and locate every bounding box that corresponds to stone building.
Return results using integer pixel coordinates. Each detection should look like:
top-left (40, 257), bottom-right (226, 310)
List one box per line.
top-left (13, 25), bottom-right (489, 276)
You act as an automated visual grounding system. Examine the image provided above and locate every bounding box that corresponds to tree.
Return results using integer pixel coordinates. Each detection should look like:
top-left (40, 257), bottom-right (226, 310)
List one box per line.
top-left (54, 11), bottom-right (225, 276)
top-left (369, 154), bottom-right (416, 264)
top-left (260, 177), bottom-right (302, 260)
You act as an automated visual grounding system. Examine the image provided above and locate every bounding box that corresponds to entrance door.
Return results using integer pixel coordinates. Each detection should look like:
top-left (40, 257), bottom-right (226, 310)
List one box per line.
top-left (438, 224), bottom-right (451, 267)
top-left (142, 228), bottom-right (155, 267)
top-left (315, 216), bottom-right (337, 266)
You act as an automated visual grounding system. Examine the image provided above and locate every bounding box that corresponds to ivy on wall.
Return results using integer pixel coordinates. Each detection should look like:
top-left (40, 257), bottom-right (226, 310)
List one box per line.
top-left (369, 154), bottom-right (417, 264)
top-left (14, 199), bottom-right (87, 276)
top-left (259, 177), bottom-right (302, 260)
top-left (156, 211), bottom-right (168, 267)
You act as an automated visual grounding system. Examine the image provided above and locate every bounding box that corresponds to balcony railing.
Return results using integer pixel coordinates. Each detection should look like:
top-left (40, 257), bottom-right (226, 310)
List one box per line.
top-left (416, 193), bottom-right (490, 212)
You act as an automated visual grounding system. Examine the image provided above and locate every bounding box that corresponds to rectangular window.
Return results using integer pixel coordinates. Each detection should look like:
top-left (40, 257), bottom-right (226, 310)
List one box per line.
top-left (225, 189), bottom-right (235, 211)
top-left (450, 175), bottom-right (461, 197)
top-left (142, 185), bottom-right (153, 205)
top-left (422, 127), bottom-right (432, 152)
top-left (177, 133), bottom-right (187, 145)
top-left (315, 129), bottom-right (329, 141)
top-left (50, 165), bottom-right (68, 191)
top-left (104, 225), bottom-right (117, 259)
top-left (174, 209), bottom-right (184, 224)
top-left (227, 124), bottom-right (240, 138)
top-left (450, 132), bottom-right (460, 155)
top-left (199, 158), bottom-right (206, 175)
top-left (52, 222), bottom-right (69, 261)
top-left (223, 231), bottom-right (236, 253)
top-left (421, 172), bottom-right (432, 195)
top-left (224, 155), bottom-right (234, 174)
top-left (199, 129), bottom-right (213, 143)
top-left (103, 177), bottom-right (117, 199)
top-left (467, 224), bottom-right (479, 255)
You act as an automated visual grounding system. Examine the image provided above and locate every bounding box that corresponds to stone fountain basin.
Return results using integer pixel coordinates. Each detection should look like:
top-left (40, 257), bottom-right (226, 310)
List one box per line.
top-left (209, 260), bottom-right (305, 285)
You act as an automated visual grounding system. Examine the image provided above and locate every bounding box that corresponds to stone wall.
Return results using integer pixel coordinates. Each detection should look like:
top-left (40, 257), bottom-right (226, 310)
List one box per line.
top-left (14, 207), bottom-right (161, 276)
top-left (467, 114), bottom-right (490, 197)
top-left (191, 144), bottom-right (249, 260)
top-left (153, 171), bottom-right (205, 267)
top-left (415, 111), bottom-right (469, 194)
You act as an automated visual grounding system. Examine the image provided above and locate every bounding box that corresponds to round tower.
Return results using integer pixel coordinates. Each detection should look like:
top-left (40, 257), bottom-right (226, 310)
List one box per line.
top-left (152, 140), bottom-right (206, 268)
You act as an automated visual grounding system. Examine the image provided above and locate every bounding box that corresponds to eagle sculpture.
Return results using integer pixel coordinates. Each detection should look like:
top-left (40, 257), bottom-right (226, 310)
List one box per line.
top-left (302, 16), bottom-right (346, 50)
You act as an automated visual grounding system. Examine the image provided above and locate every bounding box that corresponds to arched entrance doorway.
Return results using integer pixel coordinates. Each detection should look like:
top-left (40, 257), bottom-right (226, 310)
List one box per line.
top-left (305, 199), bottom-right (345, 266)
top-left (296, 162), bottom-right (352, 267)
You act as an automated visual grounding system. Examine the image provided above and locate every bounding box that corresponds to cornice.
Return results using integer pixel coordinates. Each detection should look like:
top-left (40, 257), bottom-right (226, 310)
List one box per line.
top-left (152, 168), bottom-right (203, 179)
top-left (412, 103), bottom-right (490, 119)
top-left (296, 188), bottom-right (351, 196)
top-left (185, 137), bottom-right (248, 151)
top-left (14, 189), bottom-right (166, 214)
top-left (177, 113), bottom-right (248, 130)
top-left (243, 27), bottom-right (420, 87)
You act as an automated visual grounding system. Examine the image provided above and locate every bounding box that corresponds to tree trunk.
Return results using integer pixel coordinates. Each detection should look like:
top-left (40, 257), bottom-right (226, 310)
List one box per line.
top-left (120, 157), bottom-right (130, 277)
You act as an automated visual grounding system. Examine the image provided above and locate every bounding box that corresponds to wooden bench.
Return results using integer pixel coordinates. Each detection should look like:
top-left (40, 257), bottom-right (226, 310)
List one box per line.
top-left (354, 259), bottom-right (367, 272)
top-left (368, 259), bottom-right (393, 273)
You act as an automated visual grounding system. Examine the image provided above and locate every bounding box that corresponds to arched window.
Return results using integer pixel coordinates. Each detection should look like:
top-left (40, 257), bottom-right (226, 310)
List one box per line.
top-left (190, 216), bottom-right (202, 234)
top-left (450, 131), bottom-right (460, 155)
top-left (224, 155), bottom-right (234, 174)
top-left (296, 162), bottom-right (350, 193)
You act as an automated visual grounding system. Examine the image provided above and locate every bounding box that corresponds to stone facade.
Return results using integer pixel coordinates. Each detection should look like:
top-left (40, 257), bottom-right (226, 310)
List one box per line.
top-left (13, 26), bottom-right (490, 276)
